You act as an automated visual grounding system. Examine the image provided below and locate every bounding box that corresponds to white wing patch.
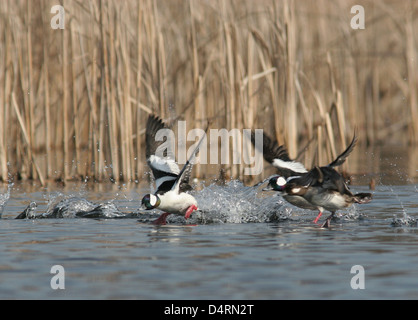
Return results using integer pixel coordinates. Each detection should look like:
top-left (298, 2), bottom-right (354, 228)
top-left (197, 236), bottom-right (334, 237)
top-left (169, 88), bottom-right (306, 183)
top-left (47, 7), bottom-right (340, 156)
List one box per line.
top-left (272, 158), bottom-right (307, 173)
top-left (148, 155), bottom-right (180, 175)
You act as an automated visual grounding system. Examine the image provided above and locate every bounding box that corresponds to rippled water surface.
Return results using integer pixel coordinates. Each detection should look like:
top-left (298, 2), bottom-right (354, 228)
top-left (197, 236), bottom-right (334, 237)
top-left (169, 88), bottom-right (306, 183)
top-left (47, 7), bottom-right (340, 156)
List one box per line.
top-left (1, 180), bottom-right (418, 299)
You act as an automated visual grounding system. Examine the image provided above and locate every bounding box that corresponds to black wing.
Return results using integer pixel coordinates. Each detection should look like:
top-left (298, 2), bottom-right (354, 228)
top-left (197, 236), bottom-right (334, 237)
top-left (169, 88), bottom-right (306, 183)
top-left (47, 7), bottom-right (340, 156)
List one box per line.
top-left (328, 132), bottom-right (358, 168)
top-left (145, 114), bottom-right (176, 159)
top-left (171, 123), bottom-right (208, 194)
top-left (145, 114), bottom-right (206, 194)
top-left (251, 130), bottom-right (291, 163)
top-left (145, 115), bottom-right (180, 194)
top-left (250, 130), bottom-right (307, 178)
top-left (293, 166), bottom-right (350, 195)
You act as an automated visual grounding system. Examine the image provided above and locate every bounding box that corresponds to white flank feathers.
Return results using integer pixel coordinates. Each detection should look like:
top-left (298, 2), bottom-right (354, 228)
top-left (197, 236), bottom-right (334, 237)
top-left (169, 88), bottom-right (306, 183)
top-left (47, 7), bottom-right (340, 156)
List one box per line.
top-left (158, 190), bottom-right (197, 214)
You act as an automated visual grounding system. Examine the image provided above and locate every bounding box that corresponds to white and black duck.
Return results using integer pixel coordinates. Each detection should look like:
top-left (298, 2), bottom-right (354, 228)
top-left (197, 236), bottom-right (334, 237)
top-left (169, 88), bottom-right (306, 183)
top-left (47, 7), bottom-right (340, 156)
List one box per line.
top-left (141, 115), bottom-right (206, 225)
top-left (252, 131), bottom-right (373, 227)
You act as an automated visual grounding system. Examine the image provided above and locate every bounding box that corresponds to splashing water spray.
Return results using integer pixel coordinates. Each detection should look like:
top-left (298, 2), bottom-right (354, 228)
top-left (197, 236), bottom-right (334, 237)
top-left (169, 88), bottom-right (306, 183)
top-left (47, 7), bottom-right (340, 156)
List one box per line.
top-left (0, 182), bottom-right (14, 218)
top-left (387, 163), bottom-right (417, 227)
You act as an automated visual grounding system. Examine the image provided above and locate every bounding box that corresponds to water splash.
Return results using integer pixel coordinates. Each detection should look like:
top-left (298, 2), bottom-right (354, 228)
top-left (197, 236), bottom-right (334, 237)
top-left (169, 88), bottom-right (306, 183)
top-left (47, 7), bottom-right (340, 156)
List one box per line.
top-left (387, 185), bottom-right (417, 227)
top-left (190, 180), bottom-right (289, 224)
top-left (15, 201), bottom-right (37, 219)
top-left (47, 197), bottom-right (98, 218)
top-left (338, 204), bottom-right (365, 222)
top-left (0, 183), bottom-right (14, 218)
top-left (13, 180), bottom-right (291, 223)
top-left (18, 196), bottom-right (132, 219)
top-left (391, 213), bottom-right (417, 227)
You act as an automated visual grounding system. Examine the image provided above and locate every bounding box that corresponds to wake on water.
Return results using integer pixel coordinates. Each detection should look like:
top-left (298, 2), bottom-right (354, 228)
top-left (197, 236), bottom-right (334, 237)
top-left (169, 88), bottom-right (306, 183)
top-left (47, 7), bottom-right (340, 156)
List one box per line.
top-left (2, 180), bottom-right (291, 223)
top-left (1, 180), bottom-right (414, 226)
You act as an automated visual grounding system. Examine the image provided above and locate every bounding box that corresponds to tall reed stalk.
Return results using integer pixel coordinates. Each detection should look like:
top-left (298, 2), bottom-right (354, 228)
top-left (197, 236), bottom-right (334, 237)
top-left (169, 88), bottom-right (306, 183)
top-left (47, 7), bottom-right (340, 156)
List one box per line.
top-left (0, 0), bottom-right (416, 184)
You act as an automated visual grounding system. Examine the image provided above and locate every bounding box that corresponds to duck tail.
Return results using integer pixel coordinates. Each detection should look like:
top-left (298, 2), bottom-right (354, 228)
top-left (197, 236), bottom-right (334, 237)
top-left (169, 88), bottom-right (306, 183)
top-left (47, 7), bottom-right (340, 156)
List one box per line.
top-left (354, 193), bottom-right (373, 204)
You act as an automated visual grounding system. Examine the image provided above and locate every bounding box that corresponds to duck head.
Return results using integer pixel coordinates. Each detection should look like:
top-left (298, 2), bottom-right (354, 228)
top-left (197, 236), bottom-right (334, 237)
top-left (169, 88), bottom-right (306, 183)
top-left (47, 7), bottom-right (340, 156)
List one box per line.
top-left (263, 176), bottom-right (287, 192)
top-left (141, 193), bottom-right (161, 210)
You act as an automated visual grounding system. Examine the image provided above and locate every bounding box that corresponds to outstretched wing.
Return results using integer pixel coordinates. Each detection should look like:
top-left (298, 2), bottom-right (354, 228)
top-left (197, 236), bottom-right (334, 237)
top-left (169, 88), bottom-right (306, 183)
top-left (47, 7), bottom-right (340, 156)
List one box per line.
top-left (147, 155), bottom-right (179, 194)
top-left (145, 114), bottom-right (176, 159)
top-left (328, 132), bottom-right (358, 168)
top-left (251, 129), bottom-right (358, 176)
top-left (145, 115), bottom-right (180, 194)
top-left (171, 124), bottom-right (209, 194)
top-left (250, 130), bottom-right (307, 178)
top-left (293, 166), bottom-right (350, 195)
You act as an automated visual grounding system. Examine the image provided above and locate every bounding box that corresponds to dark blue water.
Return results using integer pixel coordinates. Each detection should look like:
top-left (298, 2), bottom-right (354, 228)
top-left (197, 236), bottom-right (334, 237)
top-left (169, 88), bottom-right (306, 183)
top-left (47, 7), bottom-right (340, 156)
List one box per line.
top-left (0, 181), bottom-right (417, 299)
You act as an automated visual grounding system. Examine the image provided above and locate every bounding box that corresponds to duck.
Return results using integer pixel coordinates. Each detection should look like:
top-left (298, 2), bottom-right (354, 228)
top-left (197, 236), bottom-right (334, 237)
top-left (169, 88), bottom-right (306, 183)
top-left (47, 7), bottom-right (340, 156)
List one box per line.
top-left (141, 115), bottom-right (205, 225)
top-left (253, 131), bottom-right (372, 227)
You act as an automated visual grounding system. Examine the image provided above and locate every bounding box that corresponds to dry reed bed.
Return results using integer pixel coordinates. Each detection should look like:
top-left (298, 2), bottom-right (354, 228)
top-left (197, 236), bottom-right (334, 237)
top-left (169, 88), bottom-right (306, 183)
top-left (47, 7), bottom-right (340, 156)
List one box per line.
top-left (0, 0), bottom-right (416, 185)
